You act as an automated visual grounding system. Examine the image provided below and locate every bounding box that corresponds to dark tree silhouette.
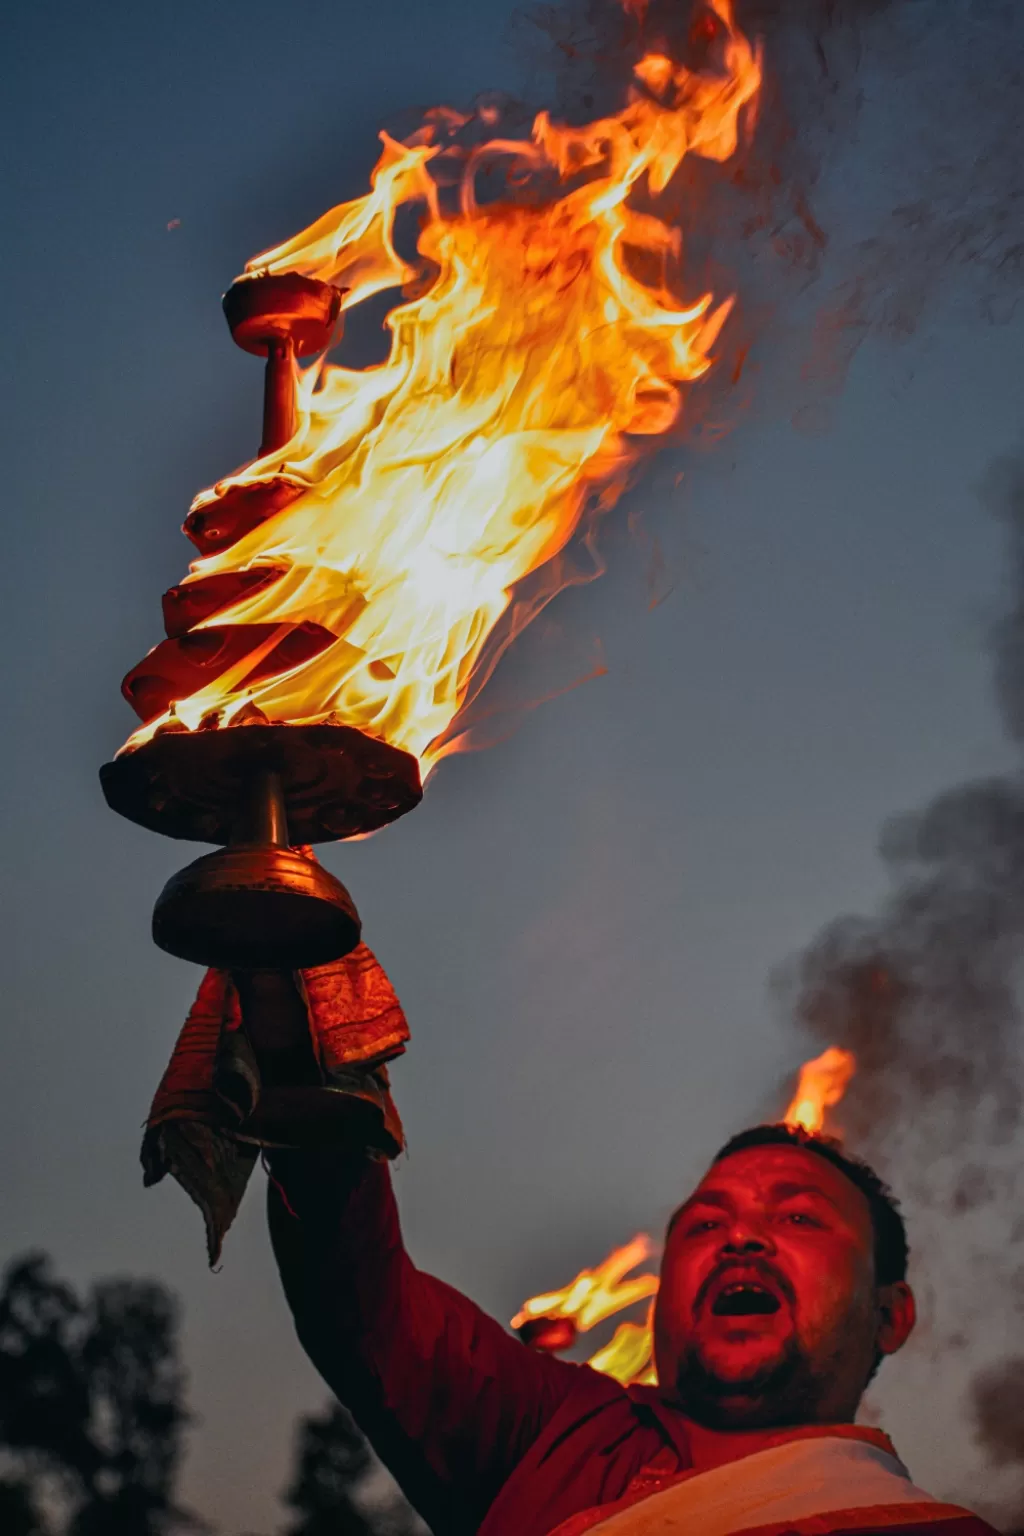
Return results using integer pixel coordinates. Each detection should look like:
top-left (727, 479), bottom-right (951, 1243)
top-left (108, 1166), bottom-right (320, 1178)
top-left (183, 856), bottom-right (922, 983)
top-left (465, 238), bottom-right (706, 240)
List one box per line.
top-left (0, 1252), bottom-right (425, 1536)
top-left (0, 1252), bottom-right (200, 1536)
top-left (281, 1402), bottom-right (423, 1536)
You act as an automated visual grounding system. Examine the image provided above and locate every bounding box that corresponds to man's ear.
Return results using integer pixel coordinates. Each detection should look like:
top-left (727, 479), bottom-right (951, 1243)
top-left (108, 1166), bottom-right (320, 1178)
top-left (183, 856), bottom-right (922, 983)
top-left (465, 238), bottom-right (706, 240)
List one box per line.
top-left (876, 1282), bottom-right (916, 1357)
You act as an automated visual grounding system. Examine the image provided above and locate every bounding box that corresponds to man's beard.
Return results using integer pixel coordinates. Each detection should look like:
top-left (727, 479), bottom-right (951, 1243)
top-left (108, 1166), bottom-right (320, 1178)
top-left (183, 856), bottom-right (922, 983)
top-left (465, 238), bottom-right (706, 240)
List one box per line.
top-left (671, 1337), bottom-right (830, 1430)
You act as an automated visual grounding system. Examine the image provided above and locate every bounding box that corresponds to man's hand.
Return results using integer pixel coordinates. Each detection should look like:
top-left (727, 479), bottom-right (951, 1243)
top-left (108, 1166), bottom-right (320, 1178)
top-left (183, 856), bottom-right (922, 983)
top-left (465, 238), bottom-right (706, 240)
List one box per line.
top-left (231, 969), bottom-right (321, 1088)
top-left (232, 959), bottom-right (406, 1157)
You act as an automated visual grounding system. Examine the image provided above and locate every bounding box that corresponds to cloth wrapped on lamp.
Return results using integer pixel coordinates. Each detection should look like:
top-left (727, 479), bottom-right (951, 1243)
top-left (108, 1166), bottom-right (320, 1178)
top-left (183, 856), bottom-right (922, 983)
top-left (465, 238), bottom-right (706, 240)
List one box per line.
top-left (142, 942), bottom-right (409, 1264)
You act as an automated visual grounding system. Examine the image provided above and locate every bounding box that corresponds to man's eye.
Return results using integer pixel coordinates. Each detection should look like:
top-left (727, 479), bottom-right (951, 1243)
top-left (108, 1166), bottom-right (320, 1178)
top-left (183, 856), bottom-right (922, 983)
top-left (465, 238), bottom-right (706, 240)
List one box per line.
top-left (686, 1219), bottom-right (720, 1235)
top-left (781, 1211), bottom-right (819, 1227)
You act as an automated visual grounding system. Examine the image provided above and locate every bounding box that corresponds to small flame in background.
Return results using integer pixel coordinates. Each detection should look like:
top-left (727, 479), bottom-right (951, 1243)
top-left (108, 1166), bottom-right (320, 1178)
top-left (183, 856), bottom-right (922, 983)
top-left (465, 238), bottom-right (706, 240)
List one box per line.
top-left (782, 1046), bottom-right (857, 1135)
top-left (124, 1), bottom-right (760, 768)
top-left (514, 1047), bottom-right (858, 1385)
top-left (511, 1234), bottom-right (660, 1385)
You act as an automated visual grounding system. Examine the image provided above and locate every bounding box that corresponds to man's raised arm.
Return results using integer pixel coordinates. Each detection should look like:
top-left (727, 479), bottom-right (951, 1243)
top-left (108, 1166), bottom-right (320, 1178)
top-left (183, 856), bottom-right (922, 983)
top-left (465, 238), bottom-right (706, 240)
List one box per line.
top-left (239, 971), bottom-right (593, 1535)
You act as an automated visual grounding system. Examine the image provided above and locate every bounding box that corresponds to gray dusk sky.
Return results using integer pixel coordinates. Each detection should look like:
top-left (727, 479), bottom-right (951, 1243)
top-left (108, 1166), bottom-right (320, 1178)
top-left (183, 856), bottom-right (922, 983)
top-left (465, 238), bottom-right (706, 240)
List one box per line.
top-left (2, 0), bottom-right (1022, 1530)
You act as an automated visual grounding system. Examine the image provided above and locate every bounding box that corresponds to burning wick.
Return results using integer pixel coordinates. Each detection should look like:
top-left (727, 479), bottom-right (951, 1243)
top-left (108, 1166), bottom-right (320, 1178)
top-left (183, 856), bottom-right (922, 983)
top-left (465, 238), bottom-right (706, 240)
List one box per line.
top-left (513, 1048), bottom-right (858, 1385)
top-left (511, 1235), bottom-right (659, 1386)
top-left (782, 1046), bottom-right (857, 1135)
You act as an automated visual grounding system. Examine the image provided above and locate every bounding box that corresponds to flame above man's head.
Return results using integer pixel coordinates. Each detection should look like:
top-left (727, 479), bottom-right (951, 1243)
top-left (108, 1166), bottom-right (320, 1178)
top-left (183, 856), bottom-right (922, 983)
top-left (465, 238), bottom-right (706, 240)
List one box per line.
top-left (123, 1), bottom-right (760, 769)
top-left (782, 1045), bottom-right (856, 1134)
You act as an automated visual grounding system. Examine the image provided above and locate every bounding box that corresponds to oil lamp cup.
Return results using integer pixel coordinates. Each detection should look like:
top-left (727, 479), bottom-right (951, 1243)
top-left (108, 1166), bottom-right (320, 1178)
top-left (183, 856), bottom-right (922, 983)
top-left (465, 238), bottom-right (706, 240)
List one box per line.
top-left (222, 268), bottom-right (343, 455)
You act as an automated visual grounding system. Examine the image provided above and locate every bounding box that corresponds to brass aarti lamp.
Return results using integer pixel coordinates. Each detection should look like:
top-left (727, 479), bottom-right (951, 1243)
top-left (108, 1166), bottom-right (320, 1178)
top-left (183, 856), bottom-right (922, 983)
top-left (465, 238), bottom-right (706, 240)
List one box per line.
top-left (101, 272), bottom-right (421, 975)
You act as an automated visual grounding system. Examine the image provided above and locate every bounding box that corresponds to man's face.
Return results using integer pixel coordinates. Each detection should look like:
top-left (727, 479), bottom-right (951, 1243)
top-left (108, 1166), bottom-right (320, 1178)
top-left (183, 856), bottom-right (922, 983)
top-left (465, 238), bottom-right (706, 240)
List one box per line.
top-left (654, 1144), bottom-right (915, 1428)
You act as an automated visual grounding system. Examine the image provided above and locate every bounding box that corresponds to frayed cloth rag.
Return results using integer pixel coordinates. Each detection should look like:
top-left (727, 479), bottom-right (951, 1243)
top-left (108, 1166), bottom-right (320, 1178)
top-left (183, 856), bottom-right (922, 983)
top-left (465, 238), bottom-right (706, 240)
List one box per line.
top-left (141, 943), bottom-right (408, 1264)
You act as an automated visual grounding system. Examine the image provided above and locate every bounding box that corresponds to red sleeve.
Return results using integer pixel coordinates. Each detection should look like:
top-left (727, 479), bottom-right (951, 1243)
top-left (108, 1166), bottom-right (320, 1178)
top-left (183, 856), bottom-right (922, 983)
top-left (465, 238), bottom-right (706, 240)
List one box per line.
top-left (267, 1151), bottom-right (595, 1535)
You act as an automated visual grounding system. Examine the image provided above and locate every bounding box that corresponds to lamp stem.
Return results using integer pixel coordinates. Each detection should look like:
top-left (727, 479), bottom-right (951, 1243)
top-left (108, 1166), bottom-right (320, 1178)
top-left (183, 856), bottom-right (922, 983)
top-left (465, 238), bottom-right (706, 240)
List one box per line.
top-left (232, 768), bottom-right (289, 848)
top-left (261, 336), bottom-right (297, 454)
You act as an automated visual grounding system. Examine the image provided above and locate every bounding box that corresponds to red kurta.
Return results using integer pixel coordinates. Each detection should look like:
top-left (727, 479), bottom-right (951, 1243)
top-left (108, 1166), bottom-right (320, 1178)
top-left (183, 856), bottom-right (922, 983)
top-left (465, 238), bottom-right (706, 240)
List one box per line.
top-left (267, 1152), bottom-right (999, 1536)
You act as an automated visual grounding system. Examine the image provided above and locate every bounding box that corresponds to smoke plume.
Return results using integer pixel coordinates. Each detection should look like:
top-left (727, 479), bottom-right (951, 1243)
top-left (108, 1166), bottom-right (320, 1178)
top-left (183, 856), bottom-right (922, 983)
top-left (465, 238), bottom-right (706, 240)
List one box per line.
top-left (772, 455), bottom-right (1024, 1519)
top-left (776, 457), bottom-right (1024, 1135)
top-left (973, 1357), bottom-right (1024, 1531)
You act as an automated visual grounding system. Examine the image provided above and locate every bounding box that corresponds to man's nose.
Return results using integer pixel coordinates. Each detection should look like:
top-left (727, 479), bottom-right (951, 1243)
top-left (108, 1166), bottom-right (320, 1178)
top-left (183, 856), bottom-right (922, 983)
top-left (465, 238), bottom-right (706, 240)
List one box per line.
top-left (721, 1224), bottom-right (775, 1255)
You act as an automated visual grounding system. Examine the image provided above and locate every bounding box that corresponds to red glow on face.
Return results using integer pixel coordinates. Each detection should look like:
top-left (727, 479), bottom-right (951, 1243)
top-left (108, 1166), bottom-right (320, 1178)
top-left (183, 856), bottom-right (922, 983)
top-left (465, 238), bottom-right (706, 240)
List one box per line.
top-left (656, 1146), bottom-right (877, 1398)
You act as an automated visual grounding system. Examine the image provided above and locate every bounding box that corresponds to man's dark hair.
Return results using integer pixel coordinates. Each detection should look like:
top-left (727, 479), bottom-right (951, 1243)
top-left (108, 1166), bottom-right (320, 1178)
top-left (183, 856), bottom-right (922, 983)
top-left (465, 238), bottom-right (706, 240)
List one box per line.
top-left (710, 1124), bottom-right (909, 1286)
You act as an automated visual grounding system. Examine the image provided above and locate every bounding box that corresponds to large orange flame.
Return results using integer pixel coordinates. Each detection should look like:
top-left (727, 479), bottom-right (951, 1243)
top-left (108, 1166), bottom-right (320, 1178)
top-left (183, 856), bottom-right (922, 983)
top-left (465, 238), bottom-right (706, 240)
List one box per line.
top-left (783, 1046), bottom-right (857, 1135)
top-left (123, 2), bottom-right (760, 769)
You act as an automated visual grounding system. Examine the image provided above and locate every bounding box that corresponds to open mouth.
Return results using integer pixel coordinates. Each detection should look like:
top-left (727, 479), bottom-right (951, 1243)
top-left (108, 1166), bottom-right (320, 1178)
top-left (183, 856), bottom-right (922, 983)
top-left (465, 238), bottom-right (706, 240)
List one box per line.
top-left (710, 1282), bottom-right (782, 1317)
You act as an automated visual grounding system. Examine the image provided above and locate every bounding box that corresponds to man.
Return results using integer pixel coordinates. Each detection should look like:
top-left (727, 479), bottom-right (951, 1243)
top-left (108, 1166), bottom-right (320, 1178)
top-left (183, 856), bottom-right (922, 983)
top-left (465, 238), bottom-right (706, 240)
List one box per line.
top-left (258, 1052), bottom-right (998, 1532)
top-left (148, 965), bottom-right (1000, 1536)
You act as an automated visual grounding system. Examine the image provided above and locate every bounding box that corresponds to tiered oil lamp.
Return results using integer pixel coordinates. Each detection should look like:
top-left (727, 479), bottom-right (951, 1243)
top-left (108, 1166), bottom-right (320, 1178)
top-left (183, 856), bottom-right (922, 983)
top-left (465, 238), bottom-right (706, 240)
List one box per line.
top-left (101, 274), bottom-right (421, 1123)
